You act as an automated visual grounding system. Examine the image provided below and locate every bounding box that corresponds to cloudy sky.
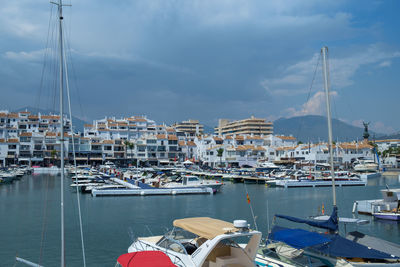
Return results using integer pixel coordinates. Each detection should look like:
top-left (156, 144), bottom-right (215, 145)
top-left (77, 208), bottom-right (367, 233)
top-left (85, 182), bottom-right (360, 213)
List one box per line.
top-left (1, 0), bottom-right (399, 133)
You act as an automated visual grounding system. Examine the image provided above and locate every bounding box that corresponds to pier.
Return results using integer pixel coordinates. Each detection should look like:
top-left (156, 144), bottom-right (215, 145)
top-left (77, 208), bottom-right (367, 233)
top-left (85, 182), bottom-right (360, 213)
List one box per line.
top-left (91, 187), bottom-right (213, 197)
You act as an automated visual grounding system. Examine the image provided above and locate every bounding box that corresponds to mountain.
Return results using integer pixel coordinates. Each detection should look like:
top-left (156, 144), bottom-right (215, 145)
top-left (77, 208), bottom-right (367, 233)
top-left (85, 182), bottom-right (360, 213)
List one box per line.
top-left (376, 132), bottom-right (400, 140)
top-left (273, 115), bottom-right (379, 143)
top-left (13, 106), bottom-right (88, 132)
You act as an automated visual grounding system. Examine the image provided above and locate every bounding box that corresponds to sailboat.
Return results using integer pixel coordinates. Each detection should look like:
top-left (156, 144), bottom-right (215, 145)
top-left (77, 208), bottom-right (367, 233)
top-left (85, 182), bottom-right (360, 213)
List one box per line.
top-left (259, 47), bottom-right (400, 266)
top-left (16, 1), bottom-right (86, 266)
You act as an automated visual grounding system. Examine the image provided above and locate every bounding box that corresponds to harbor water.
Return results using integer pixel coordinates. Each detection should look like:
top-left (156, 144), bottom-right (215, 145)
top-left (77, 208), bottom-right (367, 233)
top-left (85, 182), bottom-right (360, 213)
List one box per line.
top-left (1, 174), bottom-right (400, 266)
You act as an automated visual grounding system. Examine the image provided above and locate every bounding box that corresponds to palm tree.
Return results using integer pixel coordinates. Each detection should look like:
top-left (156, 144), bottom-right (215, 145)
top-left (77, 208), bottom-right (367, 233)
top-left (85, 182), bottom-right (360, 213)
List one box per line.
top-left (51, 149), bottom-right (57, 166)
top-left (124, 140), bottom-right (131, 166)
top-left (128, 142), bottom-right (135, 164)
top-left (217, 148), bottom-right (224, 167)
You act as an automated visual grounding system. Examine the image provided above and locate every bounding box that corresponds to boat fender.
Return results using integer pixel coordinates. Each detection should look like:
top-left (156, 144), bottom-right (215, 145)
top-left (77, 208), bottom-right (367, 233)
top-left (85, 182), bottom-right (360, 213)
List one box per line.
top-left (140, 191), bottom-right (145, 196)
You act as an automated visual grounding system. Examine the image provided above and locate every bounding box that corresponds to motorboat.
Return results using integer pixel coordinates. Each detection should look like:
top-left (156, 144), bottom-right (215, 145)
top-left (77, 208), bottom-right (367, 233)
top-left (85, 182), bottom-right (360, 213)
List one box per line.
top-left (161, 175), bottom-right (223, 193)
top-left (353, 188), bottom-right (400, 215)
top-left (353, 159), bottom-right (378, 173)
top-left (128, 217), bottom-right (262, 267)
top-left (371, 189), bottom-right (400, 221)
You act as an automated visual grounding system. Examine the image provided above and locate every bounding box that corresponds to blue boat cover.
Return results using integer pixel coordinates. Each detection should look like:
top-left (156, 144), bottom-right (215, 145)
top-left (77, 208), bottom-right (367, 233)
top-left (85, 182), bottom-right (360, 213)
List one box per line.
top-left (276, 206), bottom-right (338, 231)
top-left (270, 228), bottom-right (331, 249)
top-left (316, 233), bottom-right (398, 259)
top-left (125, 179), bottom-right (155, 189)
top-left (268, 226), bottom-right (398, 260)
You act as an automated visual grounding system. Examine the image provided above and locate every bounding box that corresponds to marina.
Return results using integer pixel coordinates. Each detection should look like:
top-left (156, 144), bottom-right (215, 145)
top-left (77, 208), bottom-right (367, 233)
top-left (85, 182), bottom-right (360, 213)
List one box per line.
top-left (1, 0), bottom-right (400, 266)
top-left (1, 171), bottom-right (400, 266)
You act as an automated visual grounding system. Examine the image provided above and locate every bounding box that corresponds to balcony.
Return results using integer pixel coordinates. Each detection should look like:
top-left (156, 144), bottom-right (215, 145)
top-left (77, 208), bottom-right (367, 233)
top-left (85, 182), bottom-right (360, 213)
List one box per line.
top-left (157, 146), bottom-right (166, 152)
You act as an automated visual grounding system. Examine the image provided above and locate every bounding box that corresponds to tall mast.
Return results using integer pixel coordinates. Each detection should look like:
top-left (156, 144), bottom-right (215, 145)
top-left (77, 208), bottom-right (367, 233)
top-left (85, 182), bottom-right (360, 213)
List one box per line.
top-left (321, 46), bottom-right (337, 207)
top-left (57, 0), bottom-right (65, 265)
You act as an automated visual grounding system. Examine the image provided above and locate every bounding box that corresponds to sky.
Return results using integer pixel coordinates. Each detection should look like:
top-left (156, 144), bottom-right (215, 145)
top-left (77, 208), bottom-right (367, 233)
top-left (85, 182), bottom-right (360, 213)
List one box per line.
top-left (1, 0), bottom-right (400, 134)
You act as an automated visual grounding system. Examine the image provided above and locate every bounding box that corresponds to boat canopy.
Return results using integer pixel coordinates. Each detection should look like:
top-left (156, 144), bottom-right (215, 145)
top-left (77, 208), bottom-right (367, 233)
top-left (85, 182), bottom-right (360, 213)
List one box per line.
top-left (275, 206), bottom-right (338, 232)
top-left (173, 217), bottom-right (238, 240)
top-left (117, 251), bottom-right (176, 267)
top-left (269, 226), bottom-right (398, 260)
top-left (269, 227), bottom-right (331, 249)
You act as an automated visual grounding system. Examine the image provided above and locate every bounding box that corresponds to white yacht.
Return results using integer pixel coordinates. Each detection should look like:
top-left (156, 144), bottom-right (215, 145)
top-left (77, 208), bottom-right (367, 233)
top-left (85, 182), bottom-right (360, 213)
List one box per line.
top-left (128, 217), bottom-right (261, 267)
top-left (162, 176), bottom-right (223, 193)
top-left (353, 159), bottom-right (378, 173)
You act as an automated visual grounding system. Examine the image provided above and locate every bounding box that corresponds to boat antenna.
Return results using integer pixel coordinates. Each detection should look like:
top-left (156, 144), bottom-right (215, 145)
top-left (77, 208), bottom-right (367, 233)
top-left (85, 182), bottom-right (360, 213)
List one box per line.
top-left (321, 46), bottom-right (337, 208)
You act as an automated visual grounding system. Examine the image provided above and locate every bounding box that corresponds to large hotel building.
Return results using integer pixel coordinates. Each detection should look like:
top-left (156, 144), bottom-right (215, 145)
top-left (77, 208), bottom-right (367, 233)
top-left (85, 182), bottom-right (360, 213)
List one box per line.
top-left (173, 119), bottom-right (203, 137)
top-left (214, 116), bottom-right (273, 136)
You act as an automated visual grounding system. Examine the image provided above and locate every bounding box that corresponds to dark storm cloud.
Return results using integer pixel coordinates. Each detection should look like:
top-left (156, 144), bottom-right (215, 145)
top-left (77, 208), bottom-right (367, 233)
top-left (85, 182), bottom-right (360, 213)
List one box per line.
top-left (1, 0), bottom-right (400, 133)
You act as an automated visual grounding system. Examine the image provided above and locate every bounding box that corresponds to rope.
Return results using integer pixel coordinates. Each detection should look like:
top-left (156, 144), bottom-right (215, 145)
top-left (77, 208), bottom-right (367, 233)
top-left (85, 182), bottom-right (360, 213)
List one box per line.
top-left (63, 17), bottom-right (85, 120)
top-left (295, 53), bottom-right (321, 142)
top-left (35, 4), bottom-right (54, 112)
top-left (63, 28), bottom-right (87, 267)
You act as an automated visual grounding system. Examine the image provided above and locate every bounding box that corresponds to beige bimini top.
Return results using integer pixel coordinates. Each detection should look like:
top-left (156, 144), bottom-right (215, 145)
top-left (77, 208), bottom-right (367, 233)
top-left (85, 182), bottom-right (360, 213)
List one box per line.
top-left (173, 217), bottom-right (238, 240)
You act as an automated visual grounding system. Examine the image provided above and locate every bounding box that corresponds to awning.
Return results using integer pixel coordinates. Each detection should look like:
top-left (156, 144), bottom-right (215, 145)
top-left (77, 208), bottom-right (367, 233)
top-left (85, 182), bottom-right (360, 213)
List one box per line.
top-left (183, 160), bottom-right (194, 164)
top-left (173, 217), bottom-right (238, 240)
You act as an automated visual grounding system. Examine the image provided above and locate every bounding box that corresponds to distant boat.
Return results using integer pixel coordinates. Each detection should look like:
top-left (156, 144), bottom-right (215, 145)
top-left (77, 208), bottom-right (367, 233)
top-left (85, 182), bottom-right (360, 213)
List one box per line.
top-left (353, 159), bottom-right (379, 173)
top-left (372, 188), bottom-right (400, 221)
top-left (353, 188), bottom-right (400, 215)
top-left (373, 211), bottom-right (400, 221)
top-left (161, 175), bottom-right (223, 193)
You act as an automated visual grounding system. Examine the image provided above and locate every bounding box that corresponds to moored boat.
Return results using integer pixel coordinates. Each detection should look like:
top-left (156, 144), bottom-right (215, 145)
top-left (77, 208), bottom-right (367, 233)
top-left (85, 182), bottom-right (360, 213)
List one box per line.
top-left (127, 217), bottom-right (262, 267)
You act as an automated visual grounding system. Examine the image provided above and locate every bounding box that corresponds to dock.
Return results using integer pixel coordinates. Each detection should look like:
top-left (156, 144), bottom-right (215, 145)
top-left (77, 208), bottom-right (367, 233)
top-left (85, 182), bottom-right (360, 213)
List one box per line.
top-left (91, 187), bottom-right (213, 197)
top-left (276, 179), bottom-right (367, 188)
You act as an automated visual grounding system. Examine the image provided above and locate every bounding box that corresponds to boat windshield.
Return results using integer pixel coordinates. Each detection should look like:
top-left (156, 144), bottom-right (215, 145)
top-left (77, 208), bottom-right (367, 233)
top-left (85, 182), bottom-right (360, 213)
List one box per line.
top-left (157, 236), bottom-right (189, 255)
top-left (156, 228), bottom-right (199, 255)
top-left (167, 227), bottom-right (198, 241)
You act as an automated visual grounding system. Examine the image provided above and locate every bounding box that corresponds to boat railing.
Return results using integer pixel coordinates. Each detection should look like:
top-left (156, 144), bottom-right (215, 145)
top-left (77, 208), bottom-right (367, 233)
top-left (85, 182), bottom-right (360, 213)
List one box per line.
top-left (134, 239), bottom-right (186, 267)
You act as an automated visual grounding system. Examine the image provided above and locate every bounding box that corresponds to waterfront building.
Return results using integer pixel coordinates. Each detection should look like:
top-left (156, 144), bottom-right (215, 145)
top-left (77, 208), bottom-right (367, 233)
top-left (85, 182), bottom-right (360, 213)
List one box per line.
top-left (0, 109), bottom-right (377, 168)
top-left (272, 141), bottom-right (374, 166)
top-left (374, 139), bottom-right (400, 167)
top-left (375, 139), bottom-right (400, 153)
top-left (214, 115), bottom-right (273, 136)
top-left (173, 119), bottom-right (204, 139)
top-left (0, 111), bottom-right (73, 166)
top-left (195, 134), bottom-right (267, 167)
top-left (84, 115), bottom-right (157, 140)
